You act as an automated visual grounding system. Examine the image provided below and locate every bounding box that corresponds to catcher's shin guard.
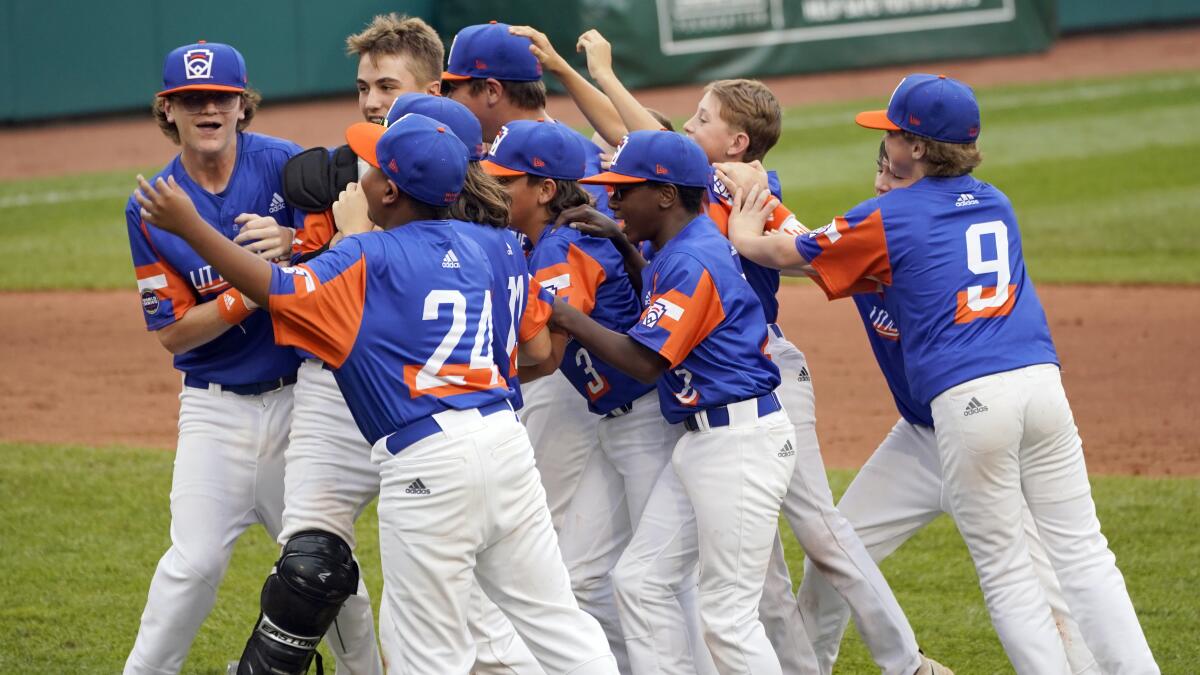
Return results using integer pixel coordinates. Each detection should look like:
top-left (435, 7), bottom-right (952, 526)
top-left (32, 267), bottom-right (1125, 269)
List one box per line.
top-left (237, 530), bottom-right (359, 675)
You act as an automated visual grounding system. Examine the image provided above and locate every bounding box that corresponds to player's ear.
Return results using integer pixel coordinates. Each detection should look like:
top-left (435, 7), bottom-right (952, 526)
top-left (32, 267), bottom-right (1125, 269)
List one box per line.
top-left (422, 79), bottom-right (441, 96)
top-left (236, 95), bottom-right (246, 122)
top-left (485, 79), bottom-right (504, 106)
top-left (657, 183), bottom-right (679, 210)
top-left (535, 177), bottom-right (557, 206)
top-left (162, 98), bottom-right (175, 125)
top-left (728, 131), bottom-right (750, 160)
top-left (910, 138), bottom-right (927, 162)
top-left (381, 178), bottom-right (401, 206)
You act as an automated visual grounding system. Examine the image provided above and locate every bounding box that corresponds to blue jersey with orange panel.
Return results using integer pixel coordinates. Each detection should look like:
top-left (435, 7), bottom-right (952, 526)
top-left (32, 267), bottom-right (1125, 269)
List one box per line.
top-left (852, 292), bottom-right (934, 427)
top-left (627, 214), bottom-right (780, 423)
top-left (705, 170), bottom-right (806, 324)
top-left (267, 220), bottom-right (510, 444)
top-left (796, 174), bottom-right (1058, 405)
top-left (528, 224), bottom-right (654, 415)
top-left (449, 220), bottom-right (545, 410)
top-left (125, 131), bottom-right (302, 384)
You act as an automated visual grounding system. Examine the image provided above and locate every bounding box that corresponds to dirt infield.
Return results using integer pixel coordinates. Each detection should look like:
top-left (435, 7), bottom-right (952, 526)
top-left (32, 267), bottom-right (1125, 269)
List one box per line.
top-left (2, 26), bottom-right (1199, 181)
top-left (1, 285), bottom-right (1196, 475)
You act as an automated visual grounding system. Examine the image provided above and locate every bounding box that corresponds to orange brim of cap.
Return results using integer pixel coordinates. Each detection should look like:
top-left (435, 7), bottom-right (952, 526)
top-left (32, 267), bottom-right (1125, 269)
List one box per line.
top-left (479, 160), bottom-right (525, 177)
top-left (855, 109), bottom-right (900, 131)
top-left (578, 171), bottom-right (648, 185)
top-left (156, 84), bottom-right (246, 97)
top-left (441, 71), bottom-right (472, 82)
top-left (345, 122), bottom-right (386, 168)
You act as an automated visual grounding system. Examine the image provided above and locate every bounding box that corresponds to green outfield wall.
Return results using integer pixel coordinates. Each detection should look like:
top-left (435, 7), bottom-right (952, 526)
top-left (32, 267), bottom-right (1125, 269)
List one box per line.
top-left (2, 0), bottom-right (1194, 123)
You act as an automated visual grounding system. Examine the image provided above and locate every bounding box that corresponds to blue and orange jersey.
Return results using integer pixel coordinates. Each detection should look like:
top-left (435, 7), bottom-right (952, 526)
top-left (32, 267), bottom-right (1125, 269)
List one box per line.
top-left (852, 292), bottom-right (933, 427)
top-left (705, 170), bottom-right (805, 324)
top-left (627, 214), bottom-right (780, 423)
top-left (267, 220), bottom-right (511, 444)
top-left (796, 174), bottom-right (1058, 405)
top-left (125, 131), bottom-right (302, 384)
top-left (527, 224), bottom-right (654, 414)
top-left (450, 220), bottom-right (551, 409)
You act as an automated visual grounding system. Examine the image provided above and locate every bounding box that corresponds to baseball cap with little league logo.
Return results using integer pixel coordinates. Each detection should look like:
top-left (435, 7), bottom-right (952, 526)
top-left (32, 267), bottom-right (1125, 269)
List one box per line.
top-left (442, 21), bottom-right (542, 83)
top-left (479, 120), bottom-right (588, 181)
top-left (855, 73), bottom-right (980, 144)
top-left (386, 93), bottom-right (486, 161)
top-left (579, 130), bottom-right (711, 189)
top-left (345, 113), bottom-right (469, 207)
top-left (157, 41), bottom-right (247, 97)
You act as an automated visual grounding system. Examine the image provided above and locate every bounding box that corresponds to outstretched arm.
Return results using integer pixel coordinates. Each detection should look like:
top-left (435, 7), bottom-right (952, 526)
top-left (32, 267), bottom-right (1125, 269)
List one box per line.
top-left (509, 25), bottom-right (629, 148)
top-left (577, 30), bottom-right (663, 135)
top-left (550, 299), bottom-right (666, 384)
top-left (726, 184), bottom-right (811, 272)
top-left (135, 175), bottom-right (273, 308)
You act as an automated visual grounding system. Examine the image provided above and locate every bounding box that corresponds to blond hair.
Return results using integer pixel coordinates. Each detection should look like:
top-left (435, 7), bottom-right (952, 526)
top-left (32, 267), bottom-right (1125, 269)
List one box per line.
top-left (901, 131), bottom-right (983, 176)
top-left (704, 79), bottom-right (781, 162)
top-left (345, 13), bottom-right (444, 86)
top-left (152, 89), bottom-right (261, 145)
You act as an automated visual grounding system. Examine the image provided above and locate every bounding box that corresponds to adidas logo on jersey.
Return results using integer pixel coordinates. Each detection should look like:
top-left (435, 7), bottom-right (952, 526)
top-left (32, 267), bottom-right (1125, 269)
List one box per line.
top-left (778, 440), bottom-right (795, 457)
top-left (269, 192), bottom-right (285, 213)
top-left (955, 193), bottom-right (979, 208)
top-left (405, 478), bottom-right (431, 495)
top-left (963, 397), bottom-right (989, 416)
top-left (442, 249), bottom-right (460, 269)
top-left (797, 366), bottom-right (811, 383)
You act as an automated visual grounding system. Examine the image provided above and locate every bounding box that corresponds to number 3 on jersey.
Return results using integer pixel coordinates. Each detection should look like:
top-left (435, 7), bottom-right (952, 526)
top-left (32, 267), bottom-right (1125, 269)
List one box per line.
top-left (955, 220), bottom-right (1017, 324)
top-left (574, 347), bottom-right (611, 400)
top-left (406, 289), bottom-right (502, 397)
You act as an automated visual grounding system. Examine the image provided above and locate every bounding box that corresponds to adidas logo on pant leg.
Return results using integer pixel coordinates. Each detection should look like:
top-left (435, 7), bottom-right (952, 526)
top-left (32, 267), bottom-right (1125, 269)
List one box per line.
top-left (778, 440), bottom-right (795, 457)
top-left (963, 397), bottom-right (989, 416)
top-left (405, 478), bottom-right (431, 495)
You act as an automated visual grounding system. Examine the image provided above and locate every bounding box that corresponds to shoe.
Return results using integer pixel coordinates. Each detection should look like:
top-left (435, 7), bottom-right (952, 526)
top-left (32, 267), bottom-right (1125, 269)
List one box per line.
top-left (914, 655), bottom-right (953, 675)
top-left (226, 661), bottom-right (239, 675)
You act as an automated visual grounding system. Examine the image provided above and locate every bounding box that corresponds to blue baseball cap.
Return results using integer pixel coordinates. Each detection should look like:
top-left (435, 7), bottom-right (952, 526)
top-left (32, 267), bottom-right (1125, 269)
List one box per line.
top-left (579, 130), bottom-right (711, 189)
top-left (158, 41), bottom-right (247, 97)
top-left (856, 74), bottom-right (980, 144)
top-left (345, 114), bottom-right (468, 207)
top-left (479, 120), bottom-right (587, 181)
top-left (386, 93), bottom-right (485, 161)
top-left (442, 21), bottom-right (542, 83)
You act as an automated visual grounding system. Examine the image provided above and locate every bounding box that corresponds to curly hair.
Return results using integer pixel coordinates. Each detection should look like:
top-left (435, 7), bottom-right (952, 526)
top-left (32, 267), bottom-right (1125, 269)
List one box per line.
top-left (152, 89), bottom-right (261, 145)
top-left (900, 131), bottom-right (983, 177)
top-left (450, 163), bottom-right (511, 228)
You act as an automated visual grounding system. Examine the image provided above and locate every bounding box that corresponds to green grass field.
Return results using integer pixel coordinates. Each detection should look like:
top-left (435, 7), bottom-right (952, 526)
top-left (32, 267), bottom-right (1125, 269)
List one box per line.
top-left (2, 442), bottom-right (1197, 673)
top-left (3, 70), bottom-right (1199, 672)
top-left (1, 70), bottom-right (1199, 290)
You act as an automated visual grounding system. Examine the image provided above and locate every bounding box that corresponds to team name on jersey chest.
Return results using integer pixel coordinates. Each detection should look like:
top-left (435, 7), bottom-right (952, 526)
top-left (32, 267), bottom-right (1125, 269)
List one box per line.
top-left (869, 303), bottom-right (900, 341)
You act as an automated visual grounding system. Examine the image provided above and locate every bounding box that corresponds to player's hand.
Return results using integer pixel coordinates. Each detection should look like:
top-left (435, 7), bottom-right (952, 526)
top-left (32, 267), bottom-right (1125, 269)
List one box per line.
top-left (728, 184), bottom-right (779, 240)
top-left (509, 25), bottom-right (570, 75)
top-left (598, 150), bottom-right (614, 171)
top-left (331, 182), bottom-right (374, 236)
top-left (713, 160), bottom-right (769, 196)
top-left (576, 30), bottom-right (614, 81)
top-left (135, 174), bottom-right (201, 235)
top-left (555, 204), bottom-right (623, 240)
top-left (233, 214), bottom-right (294, 261)
top-left (547, 296), bottom-right (577, 334)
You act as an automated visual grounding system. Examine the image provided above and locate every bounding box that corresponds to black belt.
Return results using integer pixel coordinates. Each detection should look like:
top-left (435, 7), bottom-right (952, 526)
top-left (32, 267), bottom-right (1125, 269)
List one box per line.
top-left (683, 392), bottom-right (781, 432)
top-left (603, 401), bottom-right (635, 419)
top-left (184, 373), bottom-right (297, 396)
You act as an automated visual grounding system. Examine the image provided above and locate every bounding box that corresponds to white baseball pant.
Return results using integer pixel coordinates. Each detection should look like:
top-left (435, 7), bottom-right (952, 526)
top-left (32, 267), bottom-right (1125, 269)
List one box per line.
top-left (796, 417), bottom-right (1100, 674)
top-left (124, 380), bottom-right (293, 675)
top-left (521, 371), bottom-right (630, 669)
top-left (930, 364), bottom-right (1158, 674)
top-left (613, 402), bottom-right (797, 675)
top-left (372, 407), bottom-right (617, 675)
top-left (287, 360), bottom-right (541, 675)
top-left (760, 331), bottom-right (923, 675)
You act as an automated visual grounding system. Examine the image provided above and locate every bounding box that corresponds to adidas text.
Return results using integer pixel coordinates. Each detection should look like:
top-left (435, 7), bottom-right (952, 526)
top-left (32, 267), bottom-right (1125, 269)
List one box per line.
top-left (797, 366), bottom-right (811, 383)
top-left (955, 193), bottom-right (979, 208)
top-left (405, 478), bottom-right (431, 495)
top-left (268, 192), bottom-right (286, 214)
top-left (778, 440), bottom-right (795, 457)
top-left (963, 397), bottom-right (989, 416)
top-left (441, 250), bottom-right (460, 269)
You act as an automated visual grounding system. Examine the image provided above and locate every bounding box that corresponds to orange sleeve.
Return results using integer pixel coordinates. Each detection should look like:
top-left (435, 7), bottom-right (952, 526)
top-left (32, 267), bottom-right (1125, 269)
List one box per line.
top-left (519, 279), bottom-right (552, 343)
top-left (268, 258), bottom-right (367, 368)
top-left (805, 209), bottom-right (893, 300)
top-left (293, 210), bottom-right (336, 256)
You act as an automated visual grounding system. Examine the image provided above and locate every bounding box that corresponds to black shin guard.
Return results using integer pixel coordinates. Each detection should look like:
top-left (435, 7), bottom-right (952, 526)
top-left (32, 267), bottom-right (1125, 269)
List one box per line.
top-left (237, 531), bottom-right (358, 675)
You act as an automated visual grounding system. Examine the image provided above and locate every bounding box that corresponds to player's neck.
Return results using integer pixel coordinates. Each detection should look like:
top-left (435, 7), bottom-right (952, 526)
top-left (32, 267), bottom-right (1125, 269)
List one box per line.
top-left (652, 209), bottom-right (698, 250)
top-left (180, 140), bottom-right (239, 194)
top-left (512, 212), bottom-right (550, 246)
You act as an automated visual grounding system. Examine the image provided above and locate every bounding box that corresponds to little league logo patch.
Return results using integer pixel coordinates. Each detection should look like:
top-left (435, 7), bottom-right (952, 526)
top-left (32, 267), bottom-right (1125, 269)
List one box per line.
top-left (184, 48), bottom-right (214, 80)
top-left (642, 297), bottom-right (684, 328)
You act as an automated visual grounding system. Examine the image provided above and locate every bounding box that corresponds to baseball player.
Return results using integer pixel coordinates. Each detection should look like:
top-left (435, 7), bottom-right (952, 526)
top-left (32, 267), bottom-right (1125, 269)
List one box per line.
top-left (237, 16), bottom-right (547, 671)
top-left (726, 73), bottom-right (1159, 674)
top-left (123, 41), bottom-right (302, 675)
top-left (543, 29), bottom-right (945, 674)
top-left (549, 129), bottom-right (797, 674)
top-left (134, 112), bottom-right (618, 675)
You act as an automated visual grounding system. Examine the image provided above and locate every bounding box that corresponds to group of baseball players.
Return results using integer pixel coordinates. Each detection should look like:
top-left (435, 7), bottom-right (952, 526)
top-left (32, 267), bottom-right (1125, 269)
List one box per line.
top-left (123, 12), bottom-right (1160, 675)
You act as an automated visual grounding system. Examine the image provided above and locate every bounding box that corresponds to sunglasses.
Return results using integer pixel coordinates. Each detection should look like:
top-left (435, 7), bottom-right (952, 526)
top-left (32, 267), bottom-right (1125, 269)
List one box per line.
top-left (174, 91), bottom-right (241, 114)
top-left (610, 183), bottom-right (649, 201)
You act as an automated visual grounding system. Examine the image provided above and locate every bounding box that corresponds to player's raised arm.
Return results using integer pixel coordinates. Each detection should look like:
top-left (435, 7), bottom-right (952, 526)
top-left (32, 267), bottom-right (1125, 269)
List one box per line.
top-left (136, 174), bottom-right (274, 308)
top-left (555, 203), bottom-right (648, 293)
top-left (726, 184), bottom-right (810, 272)
top-left (577, 29), bottom-right (664, 135)
top-left (509, 25), bottom-right (629, 147)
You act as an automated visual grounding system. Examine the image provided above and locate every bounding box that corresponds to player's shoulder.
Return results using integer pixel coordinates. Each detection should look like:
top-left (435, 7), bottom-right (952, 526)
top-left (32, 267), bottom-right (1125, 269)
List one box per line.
top-left (240, 131), bottom-right (304, 160)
